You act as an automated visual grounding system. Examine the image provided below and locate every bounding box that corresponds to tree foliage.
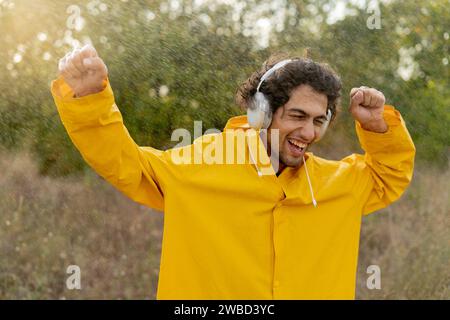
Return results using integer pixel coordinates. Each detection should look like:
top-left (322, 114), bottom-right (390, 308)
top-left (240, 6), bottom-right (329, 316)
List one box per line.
top-left (0, 0), bottom-right (448, 176)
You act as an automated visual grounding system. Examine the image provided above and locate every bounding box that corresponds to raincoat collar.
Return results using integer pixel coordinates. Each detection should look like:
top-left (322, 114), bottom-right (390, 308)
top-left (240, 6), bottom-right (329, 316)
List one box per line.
top-left (224, 115), bottom-right (318, 206)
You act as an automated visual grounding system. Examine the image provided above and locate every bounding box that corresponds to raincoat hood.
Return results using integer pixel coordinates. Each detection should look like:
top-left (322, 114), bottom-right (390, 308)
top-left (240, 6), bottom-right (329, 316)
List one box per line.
top-left (224, 115), bottom-right (251, 130)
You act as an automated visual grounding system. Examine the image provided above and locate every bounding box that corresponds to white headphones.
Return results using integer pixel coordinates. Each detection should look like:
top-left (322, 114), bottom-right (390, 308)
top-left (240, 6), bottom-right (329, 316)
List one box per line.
top-left (247, 59), bottom-right (332, 141)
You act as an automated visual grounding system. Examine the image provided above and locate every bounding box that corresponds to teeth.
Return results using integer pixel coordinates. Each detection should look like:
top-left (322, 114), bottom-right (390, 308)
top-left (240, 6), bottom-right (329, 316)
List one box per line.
top-left (288, 139), bottom-right (307, 148)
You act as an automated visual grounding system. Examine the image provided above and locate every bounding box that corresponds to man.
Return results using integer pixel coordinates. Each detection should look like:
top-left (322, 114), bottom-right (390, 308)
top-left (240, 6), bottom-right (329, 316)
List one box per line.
top-left (51, 44), bottom-right (415, 299)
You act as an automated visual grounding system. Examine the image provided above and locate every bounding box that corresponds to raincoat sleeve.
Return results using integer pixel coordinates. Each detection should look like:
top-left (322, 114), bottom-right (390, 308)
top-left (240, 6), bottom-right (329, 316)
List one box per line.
top-left (355, 105), bottom-right (416, 215)
top-left (51, 77), bottom-right (166, 212)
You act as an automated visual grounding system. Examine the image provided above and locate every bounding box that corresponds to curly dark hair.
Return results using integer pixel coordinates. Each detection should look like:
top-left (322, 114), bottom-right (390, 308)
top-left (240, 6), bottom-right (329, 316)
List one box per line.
top-left (235, 53), bottom-right (342, 122)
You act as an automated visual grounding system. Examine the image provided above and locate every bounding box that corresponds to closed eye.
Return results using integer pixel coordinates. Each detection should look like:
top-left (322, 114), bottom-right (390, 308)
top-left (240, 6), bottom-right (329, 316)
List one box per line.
top-left (314, 119), bottom-right (325, 126)
top-left (290, 114), bottom-right (306, 120)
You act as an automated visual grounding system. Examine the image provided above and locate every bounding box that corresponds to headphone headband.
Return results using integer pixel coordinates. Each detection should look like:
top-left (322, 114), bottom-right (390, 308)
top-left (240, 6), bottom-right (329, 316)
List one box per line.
top-left (256, 59), bottom-right (294, 92)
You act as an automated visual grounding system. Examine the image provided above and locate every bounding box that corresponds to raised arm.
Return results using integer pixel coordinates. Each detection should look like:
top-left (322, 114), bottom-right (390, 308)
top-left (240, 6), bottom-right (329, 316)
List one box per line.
top-left (348, 86), bottom-right (416, 215)
top-left (51, 45), bottom-right (167, 211)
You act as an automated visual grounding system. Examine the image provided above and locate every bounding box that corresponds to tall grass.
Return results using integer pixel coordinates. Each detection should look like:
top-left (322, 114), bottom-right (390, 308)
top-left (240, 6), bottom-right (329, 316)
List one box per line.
top-left (0, 150), bottom-right (163, 299)
top-left (356, 162), bottom-right (449, 299)
top-left (0, 150), bottom-right (448, 299)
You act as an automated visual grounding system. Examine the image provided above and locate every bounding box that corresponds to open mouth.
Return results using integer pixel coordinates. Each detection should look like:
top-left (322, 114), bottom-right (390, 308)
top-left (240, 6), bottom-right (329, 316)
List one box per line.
top-left (287, 138), bottom-right (307, 157)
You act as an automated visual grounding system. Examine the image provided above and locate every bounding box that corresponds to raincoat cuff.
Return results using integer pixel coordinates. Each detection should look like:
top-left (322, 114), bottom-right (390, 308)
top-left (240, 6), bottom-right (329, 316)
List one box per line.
top-left (51, 76), bottom-right (114, 123)
top-left (355, 105), bottom-right (408, 152)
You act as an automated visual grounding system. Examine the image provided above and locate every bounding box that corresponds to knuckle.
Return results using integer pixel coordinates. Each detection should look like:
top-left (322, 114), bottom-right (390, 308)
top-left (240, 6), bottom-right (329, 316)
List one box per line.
top-left (71, 54), bottom-right (80, 63)
top-left (63, 68), bottom-right (72, 76)
top-left (61, 70), bottom-right (71, 78)
top-left (67, 65), bottom-right (78, 75)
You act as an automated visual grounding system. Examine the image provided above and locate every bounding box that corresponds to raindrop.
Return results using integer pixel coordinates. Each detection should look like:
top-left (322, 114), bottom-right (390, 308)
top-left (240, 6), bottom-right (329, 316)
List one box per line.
top-left (198, 13), bottom-right (211, 26)
top-left (53, 39), bottom-right (63, 48)
top-left (37, 32), bottom-right (47, 42)
top-left (43, 52), bottom-right (52, 61)
top-left (190, 100), bottom-right (200, 109)
top-left (146, 10), bottom-right (155, 21)
top-left (13, 53), bottom-right (22, 63)
top-left (159, 85), bottom-right (169, 97)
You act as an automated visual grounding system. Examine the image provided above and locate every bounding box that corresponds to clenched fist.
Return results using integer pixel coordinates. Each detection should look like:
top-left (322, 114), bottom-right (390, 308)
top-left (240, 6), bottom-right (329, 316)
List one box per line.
top-left (349, 86), bottom-right (388, 133)
top-left (58, 44), bottom-right (108, 98)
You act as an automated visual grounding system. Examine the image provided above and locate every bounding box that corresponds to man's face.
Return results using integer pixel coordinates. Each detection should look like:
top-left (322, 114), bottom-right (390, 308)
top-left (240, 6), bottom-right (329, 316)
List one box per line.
top-left (267, 84), bottom-right (329, 169)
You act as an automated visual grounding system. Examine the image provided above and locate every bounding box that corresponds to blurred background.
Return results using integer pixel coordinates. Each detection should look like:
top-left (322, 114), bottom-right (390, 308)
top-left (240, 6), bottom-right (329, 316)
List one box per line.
top-left (0, 0), bottom-right (448, 299)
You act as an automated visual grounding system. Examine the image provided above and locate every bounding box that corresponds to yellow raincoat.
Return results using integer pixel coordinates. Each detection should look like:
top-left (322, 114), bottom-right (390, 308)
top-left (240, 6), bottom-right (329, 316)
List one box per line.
top-left (51, 77), bottom-right (415, 299)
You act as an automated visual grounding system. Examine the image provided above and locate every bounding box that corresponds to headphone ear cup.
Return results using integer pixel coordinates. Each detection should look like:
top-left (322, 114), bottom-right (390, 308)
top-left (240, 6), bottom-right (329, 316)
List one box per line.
top-left (315, 109), bottom-right (332, 141)
top-left (262, 109), bottom-right (273, 129)
top-left (248, 92), bottom-right (271, 130)
top-left (247, 108), bottom-right (265, 130)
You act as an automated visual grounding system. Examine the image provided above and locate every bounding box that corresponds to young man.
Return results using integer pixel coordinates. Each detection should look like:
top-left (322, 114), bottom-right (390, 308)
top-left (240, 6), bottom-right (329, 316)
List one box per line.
top-left (52, 45), bottom-right (415, 299)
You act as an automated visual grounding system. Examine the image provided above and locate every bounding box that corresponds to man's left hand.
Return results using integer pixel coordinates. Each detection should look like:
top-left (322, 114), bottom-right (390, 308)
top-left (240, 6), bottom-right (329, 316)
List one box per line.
top-left (349, 86), bottom-right (388, 133)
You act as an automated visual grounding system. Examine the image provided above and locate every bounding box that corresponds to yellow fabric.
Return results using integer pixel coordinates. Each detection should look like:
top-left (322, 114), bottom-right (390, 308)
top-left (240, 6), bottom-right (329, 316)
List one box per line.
top-left (51, 77), bottom-right (416, 299)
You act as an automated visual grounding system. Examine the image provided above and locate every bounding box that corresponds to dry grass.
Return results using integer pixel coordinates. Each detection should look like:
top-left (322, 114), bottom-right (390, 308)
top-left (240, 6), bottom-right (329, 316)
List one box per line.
top-left (356, 163), bottom-right (449, 299)
top-left (0, 150), bottom-right (448, 299)
top-left (0, 150), bottom-right (163, 299)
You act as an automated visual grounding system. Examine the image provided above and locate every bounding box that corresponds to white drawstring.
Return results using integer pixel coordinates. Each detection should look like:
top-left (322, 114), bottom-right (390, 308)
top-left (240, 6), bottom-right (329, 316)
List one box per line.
top-left (247, 129), bottom-right (263, 176)
top-left (303, 155), bottom-right (318, 207)
top-left (248, 142), bottom-right (263, 176)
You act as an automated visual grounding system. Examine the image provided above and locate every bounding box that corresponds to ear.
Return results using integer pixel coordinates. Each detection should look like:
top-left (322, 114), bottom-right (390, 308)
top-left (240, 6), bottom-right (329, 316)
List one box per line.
top-left (248, 92), bottom-right (271, 130)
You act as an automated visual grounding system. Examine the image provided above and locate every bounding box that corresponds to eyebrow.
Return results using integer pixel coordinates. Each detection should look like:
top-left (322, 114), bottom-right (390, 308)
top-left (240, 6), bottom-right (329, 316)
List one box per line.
top-left (288, 108), bottom-right (328, 120)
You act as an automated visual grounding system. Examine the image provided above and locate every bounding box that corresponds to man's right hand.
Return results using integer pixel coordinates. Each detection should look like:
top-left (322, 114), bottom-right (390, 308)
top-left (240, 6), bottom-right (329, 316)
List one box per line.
top-left (58, 44), bottom-right (108, 98)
